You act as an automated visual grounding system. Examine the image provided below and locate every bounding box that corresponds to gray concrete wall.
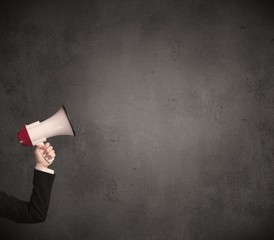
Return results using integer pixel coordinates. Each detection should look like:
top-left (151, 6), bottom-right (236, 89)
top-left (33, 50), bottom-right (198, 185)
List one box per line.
top-left (0, 0), bottom-right (274, 239)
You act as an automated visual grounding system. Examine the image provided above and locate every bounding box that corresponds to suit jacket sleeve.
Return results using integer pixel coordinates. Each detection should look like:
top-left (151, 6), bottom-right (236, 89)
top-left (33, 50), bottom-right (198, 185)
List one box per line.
top-left (0, 169), bottom-right (55, 223)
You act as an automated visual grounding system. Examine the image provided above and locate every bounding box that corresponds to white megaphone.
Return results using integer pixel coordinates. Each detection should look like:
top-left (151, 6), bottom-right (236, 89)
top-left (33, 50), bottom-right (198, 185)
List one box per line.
top-left (17, 105), bottom-right (75, 146)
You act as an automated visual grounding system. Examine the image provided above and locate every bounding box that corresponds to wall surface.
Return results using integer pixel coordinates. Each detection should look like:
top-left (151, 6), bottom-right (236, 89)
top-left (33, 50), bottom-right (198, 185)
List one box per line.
top-left (0, 0), bottom-right (274, 239)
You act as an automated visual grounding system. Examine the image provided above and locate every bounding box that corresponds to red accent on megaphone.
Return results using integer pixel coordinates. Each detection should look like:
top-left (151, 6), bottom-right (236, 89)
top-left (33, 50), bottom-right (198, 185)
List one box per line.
top-left (17, 125), bottom-right (33, 147)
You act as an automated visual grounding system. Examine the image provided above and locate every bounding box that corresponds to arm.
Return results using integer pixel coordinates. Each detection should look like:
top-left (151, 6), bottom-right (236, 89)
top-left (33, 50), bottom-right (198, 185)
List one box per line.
top-left (0, 143), bottom-right (56, 223)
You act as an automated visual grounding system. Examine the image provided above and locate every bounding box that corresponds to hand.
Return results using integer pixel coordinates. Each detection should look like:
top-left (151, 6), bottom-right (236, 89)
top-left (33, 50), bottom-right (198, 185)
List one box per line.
top-left (34, 142), bottom-right (56, 170)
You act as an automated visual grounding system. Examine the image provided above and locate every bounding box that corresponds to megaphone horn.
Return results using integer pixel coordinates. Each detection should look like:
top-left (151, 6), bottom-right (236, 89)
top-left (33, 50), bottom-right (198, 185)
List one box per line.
top-left (17, 105), bottom-right (75, 147)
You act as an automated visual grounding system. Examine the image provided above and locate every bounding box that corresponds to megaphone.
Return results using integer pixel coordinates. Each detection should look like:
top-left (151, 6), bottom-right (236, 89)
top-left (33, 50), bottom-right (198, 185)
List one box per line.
top-left (17, 105), bottom-right (75, 147)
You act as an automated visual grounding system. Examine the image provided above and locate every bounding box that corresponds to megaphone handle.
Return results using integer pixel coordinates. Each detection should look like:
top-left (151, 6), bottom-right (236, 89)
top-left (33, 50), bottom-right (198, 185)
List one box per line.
top-left (36, 143), bottom-right (55, 164)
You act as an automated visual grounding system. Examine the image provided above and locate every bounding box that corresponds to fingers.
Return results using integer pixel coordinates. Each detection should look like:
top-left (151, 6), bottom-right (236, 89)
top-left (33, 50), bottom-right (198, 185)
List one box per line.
top-left (43, 145), bottom-right (53, 154)
top-left (36, 143), bottom-right (45, 149)
top-left (47, 151), bottom-right (56, 159)
top-left (43, 151), bottom-right (56, 164)
top-left (46, 157), bottom-right (55, 164)
top-left (41, 142), bottom-right (56, 160)
top-left (44, 142), bottom-right (50, 149)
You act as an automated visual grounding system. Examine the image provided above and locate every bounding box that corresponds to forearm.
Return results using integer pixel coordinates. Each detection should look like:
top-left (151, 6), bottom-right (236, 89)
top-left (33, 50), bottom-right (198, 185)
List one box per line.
top-left (0, 170), bottom-right (55, 223)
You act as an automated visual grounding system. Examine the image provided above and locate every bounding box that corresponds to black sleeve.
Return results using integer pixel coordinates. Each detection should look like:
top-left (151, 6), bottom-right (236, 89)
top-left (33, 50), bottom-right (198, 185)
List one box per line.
top-left (0, 169), bottom-right (55, 223)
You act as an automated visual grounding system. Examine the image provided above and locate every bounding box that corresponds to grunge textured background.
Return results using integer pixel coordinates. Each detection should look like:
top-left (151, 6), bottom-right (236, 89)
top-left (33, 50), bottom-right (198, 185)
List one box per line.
top-left (0, 0), bottom-right (274, 239)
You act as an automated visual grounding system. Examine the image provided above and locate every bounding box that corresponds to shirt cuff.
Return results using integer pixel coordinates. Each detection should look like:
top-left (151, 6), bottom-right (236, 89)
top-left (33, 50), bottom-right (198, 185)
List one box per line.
top-left (35, 166), bottom-right (55, 174)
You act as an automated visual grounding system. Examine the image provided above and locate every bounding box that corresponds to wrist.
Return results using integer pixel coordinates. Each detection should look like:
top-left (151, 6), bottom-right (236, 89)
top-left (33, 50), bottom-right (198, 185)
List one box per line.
top-left (35, 162), bottom-right (48, 169)
top-left (35, 164), bottom-right (54, 174)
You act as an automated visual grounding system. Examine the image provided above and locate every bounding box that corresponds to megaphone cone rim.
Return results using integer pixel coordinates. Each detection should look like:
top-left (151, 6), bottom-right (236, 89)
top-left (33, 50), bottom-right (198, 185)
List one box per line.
top-left (62, 104), bottom-right (76, 136)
